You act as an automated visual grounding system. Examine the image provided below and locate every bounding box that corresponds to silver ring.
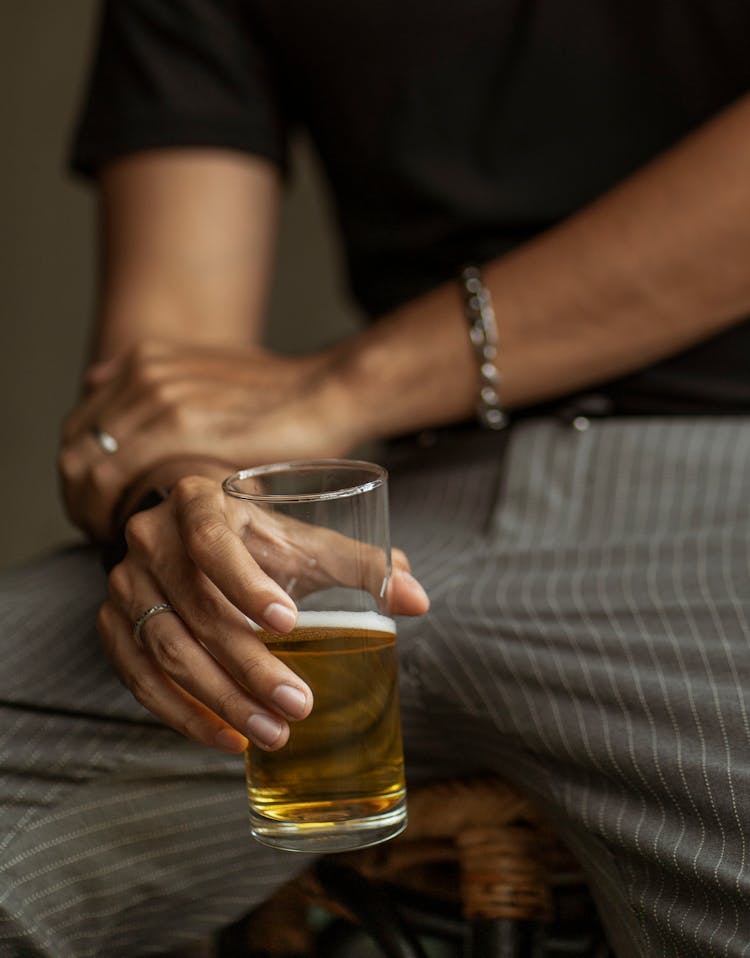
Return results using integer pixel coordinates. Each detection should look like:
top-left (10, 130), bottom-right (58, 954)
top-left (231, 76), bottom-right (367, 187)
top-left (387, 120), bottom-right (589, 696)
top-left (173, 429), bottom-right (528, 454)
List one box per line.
top-left (133, 603), bottom-right (175, 643)
top-left (94, 428), bottom-right (119, 454)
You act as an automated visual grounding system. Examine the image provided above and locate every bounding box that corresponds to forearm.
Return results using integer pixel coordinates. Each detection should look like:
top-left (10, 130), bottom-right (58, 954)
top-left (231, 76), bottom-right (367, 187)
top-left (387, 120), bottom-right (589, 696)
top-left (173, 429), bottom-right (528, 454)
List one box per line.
top-left (94, 150), bottom-right (281, 360)
top-left (61, 149), bottom-right (282, 538)
top-left (334, 93), bottom-right (750, 442)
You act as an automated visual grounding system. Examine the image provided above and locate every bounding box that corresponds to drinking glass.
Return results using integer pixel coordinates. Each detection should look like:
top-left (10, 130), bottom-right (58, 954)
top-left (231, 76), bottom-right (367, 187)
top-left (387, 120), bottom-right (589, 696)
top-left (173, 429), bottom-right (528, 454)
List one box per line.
top-left (223, 459), bottom-right (407, 853)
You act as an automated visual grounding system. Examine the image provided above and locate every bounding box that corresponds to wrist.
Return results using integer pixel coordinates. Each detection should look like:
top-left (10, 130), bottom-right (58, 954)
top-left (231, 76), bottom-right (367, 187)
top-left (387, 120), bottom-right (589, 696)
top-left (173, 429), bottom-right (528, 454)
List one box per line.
top-left (299, 343), bottom-right (370, 452)
top-left (323, 287), bottom-right (478, 444)
top-left (115, 456), bottom-right (236, 531)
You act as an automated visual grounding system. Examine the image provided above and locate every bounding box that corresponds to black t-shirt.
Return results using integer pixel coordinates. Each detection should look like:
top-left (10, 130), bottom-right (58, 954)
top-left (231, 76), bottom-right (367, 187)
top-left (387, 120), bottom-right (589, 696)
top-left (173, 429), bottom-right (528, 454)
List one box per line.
top-left (72, 0), bottom-right (750, 414)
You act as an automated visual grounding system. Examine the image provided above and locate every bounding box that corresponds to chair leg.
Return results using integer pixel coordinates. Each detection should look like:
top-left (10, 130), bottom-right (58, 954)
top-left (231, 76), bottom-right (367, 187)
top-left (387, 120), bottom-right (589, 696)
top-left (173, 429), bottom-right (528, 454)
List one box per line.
top-left (315, 859), bottom-right (430, 958)
top-left (468, 918), bottom-right (536, 958)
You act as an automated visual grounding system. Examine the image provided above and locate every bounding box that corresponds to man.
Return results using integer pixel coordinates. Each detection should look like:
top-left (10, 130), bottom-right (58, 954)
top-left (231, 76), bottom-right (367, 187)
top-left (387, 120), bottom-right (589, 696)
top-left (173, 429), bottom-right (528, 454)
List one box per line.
top-left (2, 1), bottom-right (750, 954)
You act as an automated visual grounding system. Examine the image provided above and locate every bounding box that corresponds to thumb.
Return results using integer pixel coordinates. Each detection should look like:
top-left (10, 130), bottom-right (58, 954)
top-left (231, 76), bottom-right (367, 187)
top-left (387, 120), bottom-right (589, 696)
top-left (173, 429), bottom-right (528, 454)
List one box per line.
top-left (388, 568), bottom-right (430, 617)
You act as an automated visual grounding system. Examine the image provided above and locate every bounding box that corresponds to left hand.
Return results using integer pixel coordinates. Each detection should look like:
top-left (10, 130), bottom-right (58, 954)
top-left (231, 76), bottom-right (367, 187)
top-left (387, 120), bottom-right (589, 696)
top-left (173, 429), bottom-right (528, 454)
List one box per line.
top-left (58, 340), bottom-right (352, 541)
top-left (98, 473), bottom-right (428, 753)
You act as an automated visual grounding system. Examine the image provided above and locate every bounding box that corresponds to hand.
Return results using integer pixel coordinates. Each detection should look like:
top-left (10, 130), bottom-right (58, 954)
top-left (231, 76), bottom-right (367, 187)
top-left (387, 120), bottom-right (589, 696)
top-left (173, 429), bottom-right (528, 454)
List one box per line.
top-left (98, 475), bottom-right (429, 754)
top-left (59, 340), bottom-right (351, 541)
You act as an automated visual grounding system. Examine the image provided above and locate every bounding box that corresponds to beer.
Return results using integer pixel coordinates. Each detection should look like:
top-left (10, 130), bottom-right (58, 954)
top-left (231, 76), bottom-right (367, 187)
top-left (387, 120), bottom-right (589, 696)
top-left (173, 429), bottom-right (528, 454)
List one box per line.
top-left (246, 611), bottom-right (406, 845)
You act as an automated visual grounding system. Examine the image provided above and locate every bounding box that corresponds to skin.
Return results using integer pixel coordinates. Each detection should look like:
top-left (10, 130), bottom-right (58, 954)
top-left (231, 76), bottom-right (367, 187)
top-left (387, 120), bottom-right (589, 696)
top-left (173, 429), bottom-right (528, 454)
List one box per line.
top-left (59, 92), bottom-right (750, 753)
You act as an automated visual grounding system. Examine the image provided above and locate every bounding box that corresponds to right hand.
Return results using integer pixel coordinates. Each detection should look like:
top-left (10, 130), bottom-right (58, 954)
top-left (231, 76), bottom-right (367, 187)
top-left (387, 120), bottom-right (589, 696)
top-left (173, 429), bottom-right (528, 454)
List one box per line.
top-left (98, 475), bottom-right (429, 754)
top-left (58, 340), bottom-right (351, 543)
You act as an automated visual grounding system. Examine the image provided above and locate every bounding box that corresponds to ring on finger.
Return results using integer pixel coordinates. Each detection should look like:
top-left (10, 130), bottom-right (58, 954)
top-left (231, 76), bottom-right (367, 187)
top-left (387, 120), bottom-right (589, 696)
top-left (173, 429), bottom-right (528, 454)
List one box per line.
top-left (133, 603), bottom-right (176, 644)
top-left (94, 428), bottom-right (119, 454)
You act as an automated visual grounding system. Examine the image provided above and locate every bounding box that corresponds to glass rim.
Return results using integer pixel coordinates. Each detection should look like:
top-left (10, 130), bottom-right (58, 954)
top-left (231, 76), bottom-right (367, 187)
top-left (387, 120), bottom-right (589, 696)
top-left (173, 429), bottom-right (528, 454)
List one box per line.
top-left (222, 458), bottom-right (388, 503)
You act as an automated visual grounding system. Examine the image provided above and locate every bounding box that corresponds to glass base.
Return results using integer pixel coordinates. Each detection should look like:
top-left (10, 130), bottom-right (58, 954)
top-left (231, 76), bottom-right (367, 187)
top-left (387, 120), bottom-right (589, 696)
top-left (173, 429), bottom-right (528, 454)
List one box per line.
top-left (249, 797), bottom-right (407, 853)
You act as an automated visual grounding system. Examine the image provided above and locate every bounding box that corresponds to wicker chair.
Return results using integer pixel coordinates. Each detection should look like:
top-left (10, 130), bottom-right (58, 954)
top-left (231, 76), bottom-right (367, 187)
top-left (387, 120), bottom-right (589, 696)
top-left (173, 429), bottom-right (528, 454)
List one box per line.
top-left (218, 777), bottom-right (613, 958)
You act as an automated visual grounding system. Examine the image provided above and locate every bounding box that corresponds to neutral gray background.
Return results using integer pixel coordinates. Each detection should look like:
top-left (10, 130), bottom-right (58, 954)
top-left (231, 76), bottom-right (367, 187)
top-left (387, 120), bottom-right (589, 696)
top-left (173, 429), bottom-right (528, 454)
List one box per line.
top-left (0, 2), bottom-right (358, 570)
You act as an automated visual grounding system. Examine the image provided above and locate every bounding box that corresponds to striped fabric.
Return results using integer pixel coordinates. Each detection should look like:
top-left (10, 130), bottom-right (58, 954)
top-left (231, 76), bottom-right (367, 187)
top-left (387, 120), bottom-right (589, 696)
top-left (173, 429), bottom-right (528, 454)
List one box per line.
top-left (1, 415), bottom-right (749, 956)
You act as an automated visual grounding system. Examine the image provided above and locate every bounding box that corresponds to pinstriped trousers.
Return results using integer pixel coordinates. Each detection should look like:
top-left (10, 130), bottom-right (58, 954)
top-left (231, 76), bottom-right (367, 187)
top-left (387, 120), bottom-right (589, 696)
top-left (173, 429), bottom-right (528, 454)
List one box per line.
top-left (1, 416), bottom-right (749, 957)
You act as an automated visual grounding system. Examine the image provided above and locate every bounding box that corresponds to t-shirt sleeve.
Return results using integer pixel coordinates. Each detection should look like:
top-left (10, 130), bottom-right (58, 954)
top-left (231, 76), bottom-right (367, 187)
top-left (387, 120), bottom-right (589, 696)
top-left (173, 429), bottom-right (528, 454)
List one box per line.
top-left (70, 0), bottom-right (289, 177)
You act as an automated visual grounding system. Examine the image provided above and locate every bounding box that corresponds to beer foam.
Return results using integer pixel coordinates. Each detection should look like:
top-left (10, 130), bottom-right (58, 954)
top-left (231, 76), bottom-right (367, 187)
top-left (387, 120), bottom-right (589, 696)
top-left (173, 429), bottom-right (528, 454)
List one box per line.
top-left (295, 611), bottom-right (395, 633)
top-left (246, 610), bottom-right (395, 633)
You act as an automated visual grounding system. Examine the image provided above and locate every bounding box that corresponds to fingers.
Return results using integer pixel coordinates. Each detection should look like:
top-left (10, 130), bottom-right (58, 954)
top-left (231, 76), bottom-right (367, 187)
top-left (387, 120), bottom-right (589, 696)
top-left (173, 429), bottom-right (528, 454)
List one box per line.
top-left (59, 376), bottom-right (129, 537)
top-left (64, 340), bottom-right (205, 445)
top-left (58, 437), bottom-right (125, 540)
top-left (58, 437), bottom-right (156, 541)
top-left (391, 548), bottom-right (410, 572)
top-left (61, 374), bottom-right (122, 443)
top-left (101, 473), bottom-right (427, 754)
top-left (104, 549), bottom-right (312, 751)
top-left (390, 549), bottom-right (429, 614)
top-left (59, 403), bottom-right (204, 540)
top-left (237, 509), bottom-right (430, 617)
top-left (116, 487), bottom-right (314, 740)
top-left (388, 567), bottom-right (430, 616)
top-left (58, 340), bottom-right (335, 537)
top-left (59, 367), bottom-right (151, 537)
top-left (59, 343), bottom-right (245, 537)
top-left (99, 598), bottom-right (250, 753)
top-left (62, 344), bottom-right (164, 442)
top-left (59, 341), bottom-right (177, 533)
top-left (154, 561), bottom-right (314, 725)
top-left (169, 478), bottom-right (429, 625)
top-left (171, 477), bottom-right (301, 631)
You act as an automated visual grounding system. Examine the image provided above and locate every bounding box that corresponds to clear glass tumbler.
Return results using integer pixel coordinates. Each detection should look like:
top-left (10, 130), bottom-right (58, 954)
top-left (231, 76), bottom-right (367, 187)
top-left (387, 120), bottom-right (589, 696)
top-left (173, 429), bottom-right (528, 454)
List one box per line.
top-left (223, 460), bottom-right (407, 853)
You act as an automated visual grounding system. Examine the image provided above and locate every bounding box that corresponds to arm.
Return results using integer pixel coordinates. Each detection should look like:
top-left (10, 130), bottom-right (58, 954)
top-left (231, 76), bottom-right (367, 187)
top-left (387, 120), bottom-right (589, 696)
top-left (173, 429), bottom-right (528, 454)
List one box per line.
top-left (331, 92), bottom-right (750, 443)
top-left (62, 94), bottom-right (750, 536)
top-left (76, 94), bottom-right (750, 756)
top-left (95, 149), bottom-right (281, 357)
top-left (62, 149), bottom-right (428, 758)
top-left (60, 149), bottom-right (291, 531)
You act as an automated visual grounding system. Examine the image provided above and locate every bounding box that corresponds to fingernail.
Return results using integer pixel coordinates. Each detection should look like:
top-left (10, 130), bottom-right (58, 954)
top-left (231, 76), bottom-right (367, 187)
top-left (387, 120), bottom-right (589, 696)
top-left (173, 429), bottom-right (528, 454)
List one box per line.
top-left (247, 713), bottom-right (284, 749)
top-left (399, 570), bottom-right (429, 603)
top-left (214, 728), bottom-right (248, 753)
top-left (262, 602), bottom-right (297, 633)
top-left (271, 683), bottom-right (310, 719)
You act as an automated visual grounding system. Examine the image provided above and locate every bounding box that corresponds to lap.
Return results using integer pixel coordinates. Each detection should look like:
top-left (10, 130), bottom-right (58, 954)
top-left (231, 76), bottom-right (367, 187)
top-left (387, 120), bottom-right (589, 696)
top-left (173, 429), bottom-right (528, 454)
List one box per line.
top-left (2, 415), bottom-right (748, 956)
top-left (0, 548), bottom-right (310, 958)
top-left (0, 549), bottom-right (437, 957)
top-left (389, 416), bottom-right (750, 957)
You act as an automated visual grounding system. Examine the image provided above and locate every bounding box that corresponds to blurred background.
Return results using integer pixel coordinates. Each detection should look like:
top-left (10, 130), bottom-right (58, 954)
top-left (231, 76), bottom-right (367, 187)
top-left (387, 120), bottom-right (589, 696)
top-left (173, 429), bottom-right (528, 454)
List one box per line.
top-left (0, 1), bottom-right (358, 571)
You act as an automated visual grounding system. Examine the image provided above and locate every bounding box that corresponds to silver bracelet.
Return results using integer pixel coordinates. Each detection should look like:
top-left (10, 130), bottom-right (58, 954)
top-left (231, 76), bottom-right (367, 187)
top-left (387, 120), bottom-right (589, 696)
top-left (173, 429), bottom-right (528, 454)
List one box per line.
top-left (459, 265), bottom-right (508, 430)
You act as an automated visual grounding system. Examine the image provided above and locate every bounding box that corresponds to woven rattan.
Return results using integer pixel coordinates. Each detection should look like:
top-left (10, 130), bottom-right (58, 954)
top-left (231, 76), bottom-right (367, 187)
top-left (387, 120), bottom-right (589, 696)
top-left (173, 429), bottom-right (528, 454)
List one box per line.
top-left (238, 776), bottom-right (583, 955)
